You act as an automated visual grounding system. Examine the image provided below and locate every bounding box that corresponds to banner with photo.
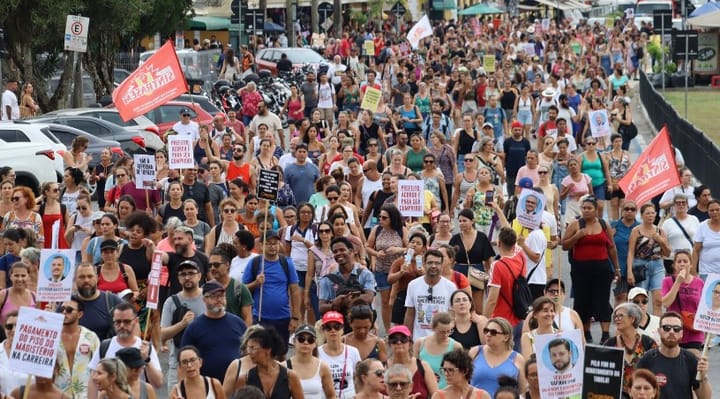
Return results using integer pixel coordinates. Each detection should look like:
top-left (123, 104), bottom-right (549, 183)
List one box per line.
top-left (533, 329), bottom-right (584, 399)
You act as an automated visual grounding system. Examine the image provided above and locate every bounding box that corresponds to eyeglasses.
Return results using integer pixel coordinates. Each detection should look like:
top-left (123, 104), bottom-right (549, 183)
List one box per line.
top-left (57, 306), bottom-right (77, 314)
top-left (613, 313), bottom-right (628, 321)
top-left (113, 319), bottom-right (135, 326)
top-left (547, 289), bottom-right (561, 295)
top-left (319, 229), bottom-right (332, 234)
top-left (295, 334), bottom-right (316, 344)
top-left (424, 160), bottom-right (435, 164)
top-left (387, 381), bottom-right (411, 390)
top-left (483, 328), bottom-right (506, 336)
top-left (285, 214), bottom-right (296, 219)
top-left (11, 196), bottom-right (22, 202)
top-left (538, 171), bottom-right (549, 175)
top-left (204, 293), bottom-right (225, 300)
top-left (388, 335), bottom-right (409, 345)
top-left (675, 201), bottom-right (687, 205)
top-left (660, 325), bottom-right (683, 333)
top-left (208, 262), bottom-right (225, 269)
top-left (623, 207), bottom-right (637, 211)
top-left (223, 208), bottom-right (237, 214)
top-left (323, 323), bottom-right (343, 331)
top-left (180, 357), bottom-right (199, 367)
top-left (440, 367), bottom-right (459, 375)
top-left (178, 271), bottom-right (199, 278)
top-left (4, 323), bottom-right (15, 330)
top-left (327, 196), bottom-right (339, 201)
top-left (379, 215), bottom-right (389, 220)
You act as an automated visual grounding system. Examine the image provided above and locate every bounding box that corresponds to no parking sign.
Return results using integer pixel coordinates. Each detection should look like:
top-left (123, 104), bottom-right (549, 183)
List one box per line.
top-left (64, 15), bottom-right (90, 52)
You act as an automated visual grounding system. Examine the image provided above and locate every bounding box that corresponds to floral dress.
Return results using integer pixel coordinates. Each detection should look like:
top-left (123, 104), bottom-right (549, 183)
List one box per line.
top-left (374, 227), bottom-right (404, 274)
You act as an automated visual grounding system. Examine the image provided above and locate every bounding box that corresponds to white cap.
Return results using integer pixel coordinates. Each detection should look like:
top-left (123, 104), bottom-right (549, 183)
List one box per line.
top-left (628, 287), bottom-right (649, 301)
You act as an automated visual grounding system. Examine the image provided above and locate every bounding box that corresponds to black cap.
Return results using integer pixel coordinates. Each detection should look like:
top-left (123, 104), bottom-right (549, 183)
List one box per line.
top-left (177, 260), bottom-right (200, 271)
top-left (259, 230), bottom-right (281, 243)
top-left (180, 107), bottom-right (191, 115)
top-left (202, 281), bottom-right (225, 295)
top-left (100, 239), bottom-right (118, 251)
top-left (115, 347), bottom-right (145, 368)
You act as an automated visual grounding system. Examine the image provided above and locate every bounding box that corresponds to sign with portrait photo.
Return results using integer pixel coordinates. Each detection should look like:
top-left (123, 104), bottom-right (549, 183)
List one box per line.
top-left (534, 329), bottom-right (584, 399)
top-left (693, 273), bottom-right (720, 334)
top-left (515, 188), bottom-right (546, 230)
top-left (589, 109), bottom-right (611, 137)
top-left (36, 249), bottom-right (77, 303)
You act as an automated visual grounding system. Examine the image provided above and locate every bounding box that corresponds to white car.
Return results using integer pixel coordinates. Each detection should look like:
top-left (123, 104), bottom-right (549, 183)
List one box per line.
top-left (0, 121), bottom-right (66, 177)
top-left (0, 138), bottom-right (61, 194)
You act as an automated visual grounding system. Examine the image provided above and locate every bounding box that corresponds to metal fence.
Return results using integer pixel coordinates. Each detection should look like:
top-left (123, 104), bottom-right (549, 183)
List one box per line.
top-left (115, 53), bottom-right (141, 72)
top-left (639, 70), bottom-right (720, 194)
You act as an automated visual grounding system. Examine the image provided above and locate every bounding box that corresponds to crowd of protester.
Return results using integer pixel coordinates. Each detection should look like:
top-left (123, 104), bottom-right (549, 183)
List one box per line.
top-left (0, 9), bottom-right (714, 399)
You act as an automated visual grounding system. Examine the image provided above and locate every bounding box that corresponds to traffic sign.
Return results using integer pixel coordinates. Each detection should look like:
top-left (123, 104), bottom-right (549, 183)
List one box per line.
top-left (673, 30), bottom-right (699, 59)
top-left (391, 2), bottom-right (407, 15)
top-left (652, 10), bottom-right (671, 34)
top-left (63, 15), bottom-right (90, 53)
top-left (318, 2), bottom-right (334, 12)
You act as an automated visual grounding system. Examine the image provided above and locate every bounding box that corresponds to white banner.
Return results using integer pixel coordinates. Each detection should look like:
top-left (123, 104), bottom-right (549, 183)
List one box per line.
top-left (407, 15), bottom-right (433, 49)
top-left (134, 154), bottom-right (157, 189)
top-left (8, 307), bottom-right (64, 378)
top-left (515, 188), bottom-right (546, 230)
top-left (398, 180), bottom-right (425, 217)
top-left (167, 135), bottom-right (195, 169)
top-left (36, 249), bottom-right (77, 303)
top-left (693, 273), bottom-right (720, 334)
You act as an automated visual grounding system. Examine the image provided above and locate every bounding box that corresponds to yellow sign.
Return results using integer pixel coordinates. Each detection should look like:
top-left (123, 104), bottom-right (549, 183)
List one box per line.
top-left (483, 55), bottom-right (496, 73)
top-left (360, 87), bottom-right (382, 112)
top-left (364, 40), bottom-right (375, 56)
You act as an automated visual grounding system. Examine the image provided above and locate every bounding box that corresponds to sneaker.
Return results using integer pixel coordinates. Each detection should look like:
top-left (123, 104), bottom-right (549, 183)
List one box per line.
top-left (584, 331), bottom-right (593, 343)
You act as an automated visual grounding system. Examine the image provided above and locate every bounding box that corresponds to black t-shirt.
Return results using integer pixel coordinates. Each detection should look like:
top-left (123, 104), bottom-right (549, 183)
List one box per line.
top-left (637, 348), bottom-right (699, 398)
top-left (161, 252), bottom-right (210, 310)
top-left (277, 58), bottom-right (293, 73)
top-left (449, 232), bottom-right (495, 265)
top-left (503, 137), bottom-right (531, 177)
top-left (79, 291), bottom-right (123, 340)
top-left (182, 182), bottom-right (211, 223)
top-left (688, 206), bottom-right (709, 222)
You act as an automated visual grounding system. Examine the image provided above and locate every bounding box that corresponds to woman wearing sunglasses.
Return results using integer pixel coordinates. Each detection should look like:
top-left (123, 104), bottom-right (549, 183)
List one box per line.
top-left (661, 249), bottom-right (704, 358)
top-left (468, 317), bottom-right (526, 397)
top-left (353, 359), bottom-right (387, 399)
top-left (432, 348), bottom-right (490, 399)
top-left (64, 194), bottom-right (95, 251)
top-left (317, 311), bottom-right (362, 399)
top-left (38, 182), bottom-right (69, 249)
top-left (285, 325), bottom-right (335, 399)
top-left (385, 325), bottom-right (438, 399)
top-left (3, 186), bottom-right (43, 245)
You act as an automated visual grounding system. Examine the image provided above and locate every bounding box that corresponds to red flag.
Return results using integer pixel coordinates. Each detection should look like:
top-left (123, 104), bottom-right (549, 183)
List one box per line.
top-left (618, 126), bottom-right (680, 205)
top-left (113, 42), bottom-right (188, 122)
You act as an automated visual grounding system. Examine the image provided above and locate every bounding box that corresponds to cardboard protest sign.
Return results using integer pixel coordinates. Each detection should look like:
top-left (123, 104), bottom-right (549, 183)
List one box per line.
top-left (582, 345), bottom-right (625, 399)
top-left (257, 168), bottom-right (280, 202)
top-left (8, 307), bottom-right (64, 378)
top-left (360, 87), bottom-right (382, 112)
top-left (515, 188), bottom-right (546, 230)
top-left (36, 249), bottom-right (77, 303)
top-left (589, 109), bottom-right (611, 137)
top-left (483, 55), bottom-right (496, 73)
top-left (146, 251), bottom-right (164, 310)
top-left (364, 40), bottom-right (375, 56)
top-left (693, 273), bottom-right (720, 334)
top-left (167, 135), bottom-right (194, 169)
top-left (134, 154), bottom-right (157, 189)
top-left (397, 180), bottom-right (425, 217)
top-left (534, 329), bottom-right (584, 399)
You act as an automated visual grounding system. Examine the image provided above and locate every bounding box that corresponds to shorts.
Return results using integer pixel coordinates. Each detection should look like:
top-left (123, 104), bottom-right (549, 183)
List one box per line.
top-left (593, 184), bottom-right (607, 200)
top-left (608, 187), bottom-right (626, 199)
top-left (343, 104), bottom-right (360, 114)
top-left (517, 110), bottom-right (533, 125)
top-left (633, 258), bottom-right (665, 292)
top-left (374, 271), bottom-right (390, 291)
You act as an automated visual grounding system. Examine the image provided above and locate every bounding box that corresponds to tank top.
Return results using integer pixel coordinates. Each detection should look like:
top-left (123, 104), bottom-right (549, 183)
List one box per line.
top-left (472, 190), bottom-right (495, 227)
top-left (227, 162), bottom-right (252, 184)
top-left (581, 153), bottom-right (606, 186)
top-left (540, 184), bottom-right (556, 216)
top-left (400, 106), bottom-right (419, 130)
top-left (406, 149), bottom-right (426, 173)
top-left (500, 89), bottom-right (517, 110)
top-left (470, 348), bottom-right (519, 396)
top-left (119, 244), bottom-right (151, 281)
top-left (246, 366), bottom-right (291, 399)
top-left (451, 322), bottom-right (482, 349)
top-left (42, 212), bottom-right (68, 249)
top-left (193, 141), bottom-right (210, 165)
top-left (415, 94), bottom-right (431, 116)
top-left (419, 339), bottom-right (456, 389)
top-left (178, 376), bottom-right (216, 399)
top-left (518, 96), bottom-right (532, 112)
top-left (287, 359), bottom-right (323, 399)
top-left (423, 174), bottom-right (441, 204)
top-left (288, 97), bottom-right (303, 121)
top-left (608, 151), bottom-right (630, 180)
top-left (634, 227), bottom-right (662, 260)
top-left (554, 307), bottom-right (575, 330)
top-left (0, 289), bottom-right (36, 323)
top-left (457, 130), bottom-right (477, 156)
top-left (160, 202), bottom-right (186, 225)
top-left (70, 212), bottom-right (94, 250)
top-left (374, 227), bottom-right (404, 273)
top-left (457, 173), bottom-right (477, 208)
top-left (97, 265), bottom-right (130, 294)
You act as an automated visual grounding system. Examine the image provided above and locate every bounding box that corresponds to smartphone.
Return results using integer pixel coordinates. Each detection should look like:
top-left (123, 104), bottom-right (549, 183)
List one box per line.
top-left (415, 255), bottom-right (423, 271)
top-left (404, 248), bottom-right (415, 264)
top-left (485, 191), bottom-right (494, 206)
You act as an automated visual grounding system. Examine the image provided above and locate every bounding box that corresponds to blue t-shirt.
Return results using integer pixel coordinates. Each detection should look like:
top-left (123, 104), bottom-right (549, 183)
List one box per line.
top-left (79, 291), bottom-right (123, 340)
top-left (0, 253), bottom-right (20, 287)
top-left (502, 137), bottom-right (531, 178)
top-left (483, 106), bottom-right (506, 139)
top-left (318, 265), bottom-right (376, 302)
top-left (284, 162), bottom-right (320, 203)
top-left (242, 256), bottom-right (299, 320)
top-left (181, 313), bottom-right (246, 381)
top-left (612, 219), bottom-right (640, 276)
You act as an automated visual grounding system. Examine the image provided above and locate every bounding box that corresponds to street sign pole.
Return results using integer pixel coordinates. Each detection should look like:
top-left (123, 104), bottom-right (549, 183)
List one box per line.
top-left (682, 0), bottom-right (688, 118)
top-left (661, 15), bottom-right (665, 94)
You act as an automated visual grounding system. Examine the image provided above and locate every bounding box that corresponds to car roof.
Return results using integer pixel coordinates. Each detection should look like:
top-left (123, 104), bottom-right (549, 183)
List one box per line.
top-left (31, 114), bottom-right (126, 129)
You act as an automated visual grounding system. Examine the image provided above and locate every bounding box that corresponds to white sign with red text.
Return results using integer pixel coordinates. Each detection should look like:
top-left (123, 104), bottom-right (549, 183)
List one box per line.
top-left (398, 180), bottom-right (425, 217)
top-left (8, 307), bottom-right (64, 378)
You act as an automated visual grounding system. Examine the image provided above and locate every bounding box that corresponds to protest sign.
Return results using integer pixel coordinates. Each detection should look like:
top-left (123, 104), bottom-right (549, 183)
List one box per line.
top-left (693, 273), bottom-right (720, 334)
top-left (8, 307), bottom-right (64, 378)
top-left (36, 249), bottom-right (76, 303)
top-left (515, 188), bottom-right (546, 230)
top-left (397, 180), bottom-right (424, 217)
top-left (534, 329), bottom-right (584, 399)
top-left (589, 109), bottom-right (611, 137)
top-left (582, 345), bottom-right (625, 399)
top-left (167, 135), bottom-right (194, 169)
top-left (407, 15), bottom-right (433, 49)
top-left (483, 55), bottom-right (496, 73)
top-left (364, 40), bottom-right (375, 56)
top-left (257, 168), bottom-right (280, 202)
top-left (146, 251), bottom-right (164, 310)
top-left (360, 87), bottom-right (382, 112)
top-left (134, 154), bottom-right (157, 189)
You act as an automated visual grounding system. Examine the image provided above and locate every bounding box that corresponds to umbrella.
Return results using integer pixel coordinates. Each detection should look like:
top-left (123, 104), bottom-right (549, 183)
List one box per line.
top-left (459, 3), bottom-right (504, 15)
top-left (263, 21), bottom-right (286, 32)
top-left (688, 1), bottom-right (720, 27)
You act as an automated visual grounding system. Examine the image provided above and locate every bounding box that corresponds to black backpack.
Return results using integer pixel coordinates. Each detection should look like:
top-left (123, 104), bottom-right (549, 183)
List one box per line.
top-left (497, 258), bottom-right (533, 319)
top-left (170, 295), bottom-right (190, 347)
top-left (323, 272), bottom-right (364, 296)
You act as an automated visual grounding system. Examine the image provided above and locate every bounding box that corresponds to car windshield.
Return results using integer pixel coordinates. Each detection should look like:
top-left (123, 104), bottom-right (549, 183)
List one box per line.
top-left (286, 50), bottom-right (325, 64)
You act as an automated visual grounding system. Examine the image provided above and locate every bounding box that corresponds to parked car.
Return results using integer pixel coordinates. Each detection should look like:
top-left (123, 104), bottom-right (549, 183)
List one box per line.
top-left (0, 120), bottom-right (67, 177)
top-left (42, 108), bottom-right (161, 138)
top-left (43, 123), bottom-right (126, 169)
top-left (176, 94), bottom-right (222, 115)
top-left (47, 74), bottom-right (97, 108)
top-left (0, 139), bottom-right (61, 195)
top-left (143, 101), bottom-right (214, 135)
top-left (255, 48), bottom-right (326, 75)
top-left (29, 115), bottom-right (158, 154)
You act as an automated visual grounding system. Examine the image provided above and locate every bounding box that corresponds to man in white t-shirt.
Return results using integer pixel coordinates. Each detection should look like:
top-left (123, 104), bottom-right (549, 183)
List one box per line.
top-left (172, 107), bottom-right (200, 141)
top-left (404, 249), bottom-right (457, 340)
top-left (248, 101), bottom-right (285, 150)
top-left (87, 302), bottom-right (163, 399)
top-left (1, 79), bottom-right (19, 121)
top-left (230, 230), bottom-right (258, 281)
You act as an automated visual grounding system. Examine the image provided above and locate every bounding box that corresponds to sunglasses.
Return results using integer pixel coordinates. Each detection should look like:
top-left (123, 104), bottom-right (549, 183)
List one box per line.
top-left (223, 208), bottom-right (237, 214)
top-left (116, 174), bottom-right (127, 178)
top-left (295, 334), bottom-right (316, 344)
top-left (633, 299), bottom-right (649, 305)
top-left (327, 196), bottom-right (339, 201)
top-left (113, 319), bottom-right (135, 326)
top-left (661, 325), bottom-right (682, 333)
top-left (388, 335), bottom-right (410, 345)
top-left (623, 207), bottom-right (637, 211)
top-left (11, 196), bottom-right (22, 202)
top-left (4, 323), bottom-right (14, 330)
top-left (77, 206), bottom-right (88, 211)
top-left (586, 142), bottom-right (597, 145)
top-left (483, 328), bottom-right (506, 336)
top-left (424, 160), bottom-right (435, 164)
top-left (387, 381), bottom-right (410, 390)
top-left (319, 229), bottom-right (332, 234)
top-left (50, 188), bottom-right (59, 192)
top-left (464, 158), bottom-right (474, 162)
top-left (323, 323), bottom-right (343, 331)
top-left (182, 113), bottom-right (191, 117)
top-left (538, 171), bottom-right (549, 175)
top-left (57, 306), bottom-right (77, 314)
top-left (208, 262), bottom-right (225, 269)
top-left (372, 369), bottom-right (385, 377)
top-left (379, 215), bottom-right (389, 220)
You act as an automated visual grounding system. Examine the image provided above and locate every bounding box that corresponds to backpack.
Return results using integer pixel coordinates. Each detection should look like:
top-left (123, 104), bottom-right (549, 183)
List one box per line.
top-left (324, 272), bottom-right (364, 296)
top-left (288, 223), bottom-right (318, 244)
top-left (170, 294), bottom-right (190, 347)
top-left (248, 255), bottom-right (291, 288)
top-left (497, 257), bottom-right (533, 319)
top-left (567, 218), bottom-right (608, 263)
top-left (377, 47), bottom-right (390, 64)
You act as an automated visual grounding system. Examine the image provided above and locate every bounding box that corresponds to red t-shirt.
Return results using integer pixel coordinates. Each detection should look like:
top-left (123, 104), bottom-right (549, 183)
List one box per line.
top-left (227, 161), bottom-right (252, 184)
top-left (537, 120), bottom-right (557, 140)
top-left (488, 249), bottom-right (526, 326)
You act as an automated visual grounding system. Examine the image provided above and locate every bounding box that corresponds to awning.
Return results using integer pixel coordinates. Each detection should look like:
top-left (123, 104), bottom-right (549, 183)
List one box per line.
top-left (187, 15), bottom-right (231, 30)
top-left (459, 2), bottom-right (504, 14)
top-left (432, 0), bottom-right (457, 10)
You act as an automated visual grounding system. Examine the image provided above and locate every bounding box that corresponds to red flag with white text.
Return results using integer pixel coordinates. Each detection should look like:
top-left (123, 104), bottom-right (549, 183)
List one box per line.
top-left (618, 126), bottom-right (680, 205)
top-left (113, 41), bottom-right (188, 122)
